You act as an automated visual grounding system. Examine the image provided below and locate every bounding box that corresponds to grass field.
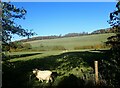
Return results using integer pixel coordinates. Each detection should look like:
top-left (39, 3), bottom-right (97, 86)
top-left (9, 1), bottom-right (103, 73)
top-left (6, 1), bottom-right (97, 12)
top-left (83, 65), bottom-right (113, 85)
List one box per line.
top-left (2, 33), bottom-right (114, 88)
top-left (26, 33), bottom-right (115, 50)
top-left (3, 49), bottom-right (111, 88)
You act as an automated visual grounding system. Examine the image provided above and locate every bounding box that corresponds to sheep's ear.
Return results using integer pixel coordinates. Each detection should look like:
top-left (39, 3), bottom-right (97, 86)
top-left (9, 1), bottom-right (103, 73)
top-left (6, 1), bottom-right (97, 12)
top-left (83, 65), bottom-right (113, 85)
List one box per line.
top-left (32, 69), bottom-right (36, 71)
top-left (34, 68), bottom-right (38, 71)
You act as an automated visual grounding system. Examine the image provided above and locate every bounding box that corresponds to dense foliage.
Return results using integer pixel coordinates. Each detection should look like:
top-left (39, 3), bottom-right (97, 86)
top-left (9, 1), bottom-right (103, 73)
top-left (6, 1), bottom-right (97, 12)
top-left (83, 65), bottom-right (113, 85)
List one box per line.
top-left (106, 1), bottom-right (120, 50)
top-left (100, 1), bottom-right (120, 88)
top-left (2, 2), bottom-right (35, 48)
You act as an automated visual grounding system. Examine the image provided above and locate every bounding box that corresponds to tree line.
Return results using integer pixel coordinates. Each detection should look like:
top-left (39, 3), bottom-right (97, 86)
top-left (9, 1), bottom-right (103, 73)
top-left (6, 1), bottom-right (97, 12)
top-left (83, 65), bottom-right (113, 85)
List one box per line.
top-left (16, 28), bottom-right (115, 42)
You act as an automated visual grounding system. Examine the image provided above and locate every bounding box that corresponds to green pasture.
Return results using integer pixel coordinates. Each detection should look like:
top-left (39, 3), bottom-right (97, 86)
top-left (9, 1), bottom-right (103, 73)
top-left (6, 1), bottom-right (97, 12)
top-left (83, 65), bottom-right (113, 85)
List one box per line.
top-left (26, 33), bottom-right (115, 50)
top-left (8, 51), bottom-right (63, 62)
top-left (3, 33), bottom-right (113, 88)
top-left (3, 49), bottom-right (110, 88)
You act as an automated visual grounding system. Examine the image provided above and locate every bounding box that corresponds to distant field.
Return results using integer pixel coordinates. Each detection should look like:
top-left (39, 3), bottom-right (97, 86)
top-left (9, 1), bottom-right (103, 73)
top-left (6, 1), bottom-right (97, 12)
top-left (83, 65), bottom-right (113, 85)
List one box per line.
top-left (26, 33), bottom-right (115, 50)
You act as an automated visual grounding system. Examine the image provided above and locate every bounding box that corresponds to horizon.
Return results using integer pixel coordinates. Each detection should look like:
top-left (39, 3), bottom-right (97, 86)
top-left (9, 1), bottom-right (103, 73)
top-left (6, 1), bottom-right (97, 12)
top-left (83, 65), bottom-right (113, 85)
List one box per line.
top-left (11, 2), bottom-right (116, 41)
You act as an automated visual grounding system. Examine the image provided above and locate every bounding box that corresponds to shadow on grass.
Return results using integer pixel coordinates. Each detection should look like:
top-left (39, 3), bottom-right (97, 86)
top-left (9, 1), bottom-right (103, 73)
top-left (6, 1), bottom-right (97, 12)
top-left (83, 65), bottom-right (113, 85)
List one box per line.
top-left (2, 50), bottom-right (110, 88)
top-left (5, 52), bottom-right (42, 60)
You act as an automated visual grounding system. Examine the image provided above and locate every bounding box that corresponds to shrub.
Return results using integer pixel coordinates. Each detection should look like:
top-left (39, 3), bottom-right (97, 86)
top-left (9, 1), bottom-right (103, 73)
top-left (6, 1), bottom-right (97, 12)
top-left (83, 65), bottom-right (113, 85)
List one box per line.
top-left (9, 42), bottom-right (32, 51)
top-left (74, 44), bottom-right (110, 50)
top-left (52, 46), bottom-right (66, 50)
top-left (23, 43), bottom-right (32, 50)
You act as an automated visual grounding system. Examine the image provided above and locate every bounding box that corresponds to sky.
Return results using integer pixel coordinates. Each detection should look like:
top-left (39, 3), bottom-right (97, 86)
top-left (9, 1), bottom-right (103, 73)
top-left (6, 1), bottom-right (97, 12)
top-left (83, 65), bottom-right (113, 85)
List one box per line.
top-left (11, 2), bottom-right (117, 41)
top-left (3, 0), bottom-right (117, 2)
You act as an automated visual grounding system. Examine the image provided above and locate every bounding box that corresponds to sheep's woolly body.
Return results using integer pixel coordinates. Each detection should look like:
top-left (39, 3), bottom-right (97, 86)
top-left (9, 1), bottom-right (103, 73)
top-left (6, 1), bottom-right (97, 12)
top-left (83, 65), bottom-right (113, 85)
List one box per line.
top-left (33, 69), bottom-right (53, 83)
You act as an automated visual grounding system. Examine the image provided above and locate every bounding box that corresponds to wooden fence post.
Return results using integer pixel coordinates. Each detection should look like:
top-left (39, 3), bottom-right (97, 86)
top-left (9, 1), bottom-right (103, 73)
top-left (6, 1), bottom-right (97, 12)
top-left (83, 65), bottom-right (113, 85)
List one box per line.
top-left (94, 61), bottom-right (99, 84)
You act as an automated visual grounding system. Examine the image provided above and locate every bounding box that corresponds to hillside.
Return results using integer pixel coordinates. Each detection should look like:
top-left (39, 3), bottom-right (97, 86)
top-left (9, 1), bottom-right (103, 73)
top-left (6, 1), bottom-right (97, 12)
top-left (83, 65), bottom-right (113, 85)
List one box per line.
top-left (16, 27), bottom-right (115, 42)
top-left (25, 33), bottom-right (115, 51)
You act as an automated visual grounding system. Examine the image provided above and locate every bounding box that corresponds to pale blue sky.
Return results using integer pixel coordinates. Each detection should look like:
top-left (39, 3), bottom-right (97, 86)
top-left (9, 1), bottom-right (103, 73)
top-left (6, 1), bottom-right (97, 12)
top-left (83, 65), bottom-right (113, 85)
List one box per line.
top-left (11, 2), bottom-right (116, 41)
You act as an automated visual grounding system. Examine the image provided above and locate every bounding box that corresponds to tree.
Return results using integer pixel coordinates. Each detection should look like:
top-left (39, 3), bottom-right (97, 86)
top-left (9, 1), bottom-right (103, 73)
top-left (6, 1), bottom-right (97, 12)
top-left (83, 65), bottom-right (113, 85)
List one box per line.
top-left (100, 1), bottom-right (120, 88)
top-left (1, 2), bottom-right (35, 88)
top-left (107, 1), bottom-right (120, 50)
top-left (1, 2), bottom-right (35, 48)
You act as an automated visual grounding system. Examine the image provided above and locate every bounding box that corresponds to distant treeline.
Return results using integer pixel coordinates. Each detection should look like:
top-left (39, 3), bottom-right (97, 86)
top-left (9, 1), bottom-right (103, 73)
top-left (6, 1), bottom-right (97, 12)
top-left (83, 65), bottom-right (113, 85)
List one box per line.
top-left (16, 27), bottom-right (115, 42)
top-left (91, 28), bottom-right (116, 34)
top-left (17, 32), bottom-right (89, 42)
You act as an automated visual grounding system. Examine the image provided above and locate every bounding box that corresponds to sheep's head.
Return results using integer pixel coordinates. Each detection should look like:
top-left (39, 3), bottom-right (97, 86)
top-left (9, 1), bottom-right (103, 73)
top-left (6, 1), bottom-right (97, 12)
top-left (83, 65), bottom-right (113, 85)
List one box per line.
top-left (33, 69), bottom-right (38, 74)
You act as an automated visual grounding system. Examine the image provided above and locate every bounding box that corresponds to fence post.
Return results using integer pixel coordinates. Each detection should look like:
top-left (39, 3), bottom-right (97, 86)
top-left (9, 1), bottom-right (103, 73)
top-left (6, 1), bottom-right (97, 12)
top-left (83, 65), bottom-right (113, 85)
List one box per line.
top-left (94, 61), bottom-right (99, 84)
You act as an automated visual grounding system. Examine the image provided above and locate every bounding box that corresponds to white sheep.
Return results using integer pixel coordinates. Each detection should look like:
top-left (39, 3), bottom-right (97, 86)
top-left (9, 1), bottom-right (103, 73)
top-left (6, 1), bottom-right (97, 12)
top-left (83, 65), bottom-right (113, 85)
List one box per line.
top-left (33, 69), bottom-right (53, 83)
top-left (62, 50), bottom-right (68, 53)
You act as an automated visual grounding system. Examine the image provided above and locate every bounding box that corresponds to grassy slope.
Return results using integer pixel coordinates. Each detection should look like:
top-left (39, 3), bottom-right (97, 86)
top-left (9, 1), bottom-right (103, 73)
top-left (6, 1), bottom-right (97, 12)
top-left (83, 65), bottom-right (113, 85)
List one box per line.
top-left (26, 33), bottom-right (115, 50)
top-left (3, 33), bottom-right (114, 88)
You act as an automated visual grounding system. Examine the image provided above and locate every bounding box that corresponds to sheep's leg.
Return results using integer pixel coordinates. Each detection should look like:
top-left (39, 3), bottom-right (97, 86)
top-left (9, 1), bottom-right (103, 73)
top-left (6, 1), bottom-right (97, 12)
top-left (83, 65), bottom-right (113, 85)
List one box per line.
top-left (41, 79), bottom-right (43, 82)
top-left (46, 77), bottom-right (50, 83)
top-left (46, 80), bottom-right (49, 83)
top-left (38, 78), bottom-right (43, 82)
top-left (38, 78), bottom-right (41, 81)
top-left (49, 77), bottom-right (53, 82)
top-left (46, 76), bottom-right (53, 83)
